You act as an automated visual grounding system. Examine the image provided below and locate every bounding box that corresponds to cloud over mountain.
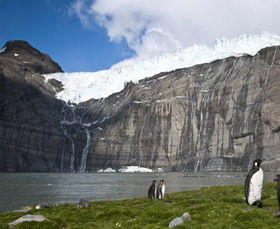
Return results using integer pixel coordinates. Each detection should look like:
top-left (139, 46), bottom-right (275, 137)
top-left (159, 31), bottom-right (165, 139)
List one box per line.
top-left (69, 0), bottom-right (280, 59)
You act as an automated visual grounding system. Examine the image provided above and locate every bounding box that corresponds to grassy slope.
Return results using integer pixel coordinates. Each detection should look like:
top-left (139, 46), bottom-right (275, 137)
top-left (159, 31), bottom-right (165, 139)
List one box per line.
top-left (0, 182), bottom-right (280, 229)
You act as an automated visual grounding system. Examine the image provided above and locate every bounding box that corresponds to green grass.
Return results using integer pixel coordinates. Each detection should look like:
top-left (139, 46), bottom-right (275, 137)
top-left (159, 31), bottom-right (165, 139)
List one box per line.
top-left (1, 182), bottom-right (280, 228)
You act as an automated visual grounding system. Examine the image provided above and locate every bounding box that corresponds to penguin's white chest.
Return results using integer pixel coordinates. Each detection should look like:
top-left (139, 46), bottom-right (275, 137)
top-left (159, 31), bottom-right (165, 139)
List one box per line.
top-left (161, 184), bottom-right (165, 198)
top-left (248, 168), bottom-right (263, 205)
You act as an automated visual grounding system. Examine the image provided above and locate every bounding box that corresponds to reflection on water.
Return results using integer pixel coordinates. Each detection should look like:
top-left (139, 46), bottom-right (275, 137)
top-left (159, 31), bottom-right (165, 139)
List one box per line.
top-left (0, 172), bottom-right (277, 212)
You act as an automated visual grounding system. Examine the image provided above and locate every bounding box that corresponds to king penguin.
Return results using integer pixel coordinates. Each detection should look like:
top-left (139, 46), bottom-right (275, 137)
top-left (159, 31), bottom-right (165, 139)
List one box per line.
top-left (148, 180), bottom-right (157, 200)
top-left (245, 159), bottom-right (263, 207)
top-left (156, 179), bottom-right (166, 199)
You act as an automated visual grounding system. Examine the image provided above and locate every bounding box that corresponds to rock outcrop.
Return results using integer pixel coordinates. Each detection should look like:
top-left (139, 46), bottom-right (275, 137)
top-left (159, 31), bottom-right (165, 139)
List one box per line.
top-left (8, 214), bottom-right (47, 228)
top-left (1, 40), bottom-right (280, 172)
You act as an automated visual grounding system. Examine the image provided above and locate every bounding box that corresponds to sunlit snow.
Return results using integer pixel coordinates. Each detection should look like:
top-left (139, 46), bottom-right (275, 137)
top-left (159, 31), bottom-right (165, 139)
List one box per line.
top-left (44, 32), bottom-right (280, 103)
top-left (97, 166), bottom-right (163, 172)
top-left (118, 166), bottom-right (154, 173)
top-left (0, 46), bottom-right (6, 53)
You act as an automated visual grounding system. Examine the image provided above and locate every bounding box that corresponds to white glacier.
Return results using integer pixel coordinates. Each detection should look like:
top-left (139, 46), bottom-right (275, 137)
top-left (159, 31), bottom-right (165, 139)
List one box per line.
top-left (44, 32), bottom-right (280, 103)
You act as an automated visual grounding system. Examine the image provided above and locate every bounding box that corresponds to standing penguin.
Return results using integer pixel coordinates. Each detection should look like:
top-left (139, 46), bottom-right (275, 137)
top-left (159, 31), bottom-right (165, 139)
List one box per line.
top-left (156, 179), bottom-right (166, 199)
top-left (245, 159), bottom-right (263, 207)
top-left (148, 180), bottom-right (157, 200)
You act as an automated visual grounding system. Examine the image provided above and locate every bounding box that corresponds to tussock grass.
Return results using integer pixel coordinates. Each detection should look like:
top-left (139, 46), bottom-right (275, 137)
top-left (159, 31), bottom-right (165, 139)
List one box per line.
top-left (0, 182), bottom-right (279, 228)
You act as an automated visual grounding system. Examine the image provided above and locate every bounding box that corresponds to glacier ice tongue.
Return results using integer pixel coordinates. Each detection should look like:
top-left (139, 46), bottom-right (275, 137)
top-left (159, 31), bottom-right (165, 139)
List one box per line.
top-left (44, 32), bottom-right (280, 103)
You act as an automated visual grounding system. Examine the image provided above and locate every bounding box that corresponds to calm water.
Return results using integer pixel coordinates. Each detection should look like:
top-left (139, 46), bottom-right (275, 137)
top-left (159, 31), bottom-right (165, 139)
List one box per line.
top-left (0, 172), bottom-right (278, 212)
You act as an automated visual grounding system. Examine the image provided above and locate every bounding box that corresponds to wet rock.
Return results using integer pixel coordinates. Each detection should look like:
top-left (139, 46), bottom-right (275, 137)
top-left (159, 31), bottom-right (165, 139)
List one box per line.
top-left (169, 217), bottom-right (184, 228)
top-left (77, 199), bottom-right (91, 208)
top-left (243, 207), bottom-right (252, 211)
top-left (275, 212), bottom-right (280, 218)
top-left (35, 202), bottom-right (49, 209)
top-left (11, 206), bottom-right (32, 213)
top-left (181, 212), bottom-right (191, 220)
top-left (8, 214), bottom-right (47, 228)
top-left (169, 212), bottom-right (191, 228)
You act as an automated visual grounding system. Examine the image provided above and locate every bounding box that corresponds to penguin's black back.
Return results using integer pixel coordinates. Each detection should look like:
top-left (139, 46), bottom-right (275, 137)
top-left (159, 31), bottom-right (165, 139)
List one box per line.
top-left (148, 183), bottom-right (155, 200)
top-left (245, 167), bottom-right (259, 204)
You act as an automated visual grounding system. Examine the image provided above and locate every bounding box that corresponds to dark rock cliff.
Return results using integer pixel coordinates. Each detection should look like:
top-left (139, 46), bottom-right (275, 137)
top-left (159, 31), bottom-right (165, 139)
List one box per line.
top-left (1, 41), bottom-right (280, 172)
top-left (0, 41), bottom-right (65, 171)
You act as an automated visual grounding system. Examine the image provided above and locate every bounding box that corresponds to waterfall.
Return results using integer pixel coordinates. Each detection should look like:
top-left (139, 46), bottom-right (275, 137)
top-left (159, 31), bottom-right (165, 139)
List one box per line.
top-left (78, 128), bottom-right (91, 172)
top-left (60, 101), bottom-right (100, 172)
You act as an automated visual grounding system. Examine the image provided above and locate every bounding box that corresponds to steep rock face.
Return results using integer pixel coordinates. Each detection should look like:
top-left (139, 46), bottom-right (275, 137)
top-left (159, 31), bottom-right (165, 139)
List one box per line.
top-left (0, 41), bottom-right (66, 171)
top-left (1, 40), bottom-right (280, 172)
top-left (65, 45), bottom-right (280, 172)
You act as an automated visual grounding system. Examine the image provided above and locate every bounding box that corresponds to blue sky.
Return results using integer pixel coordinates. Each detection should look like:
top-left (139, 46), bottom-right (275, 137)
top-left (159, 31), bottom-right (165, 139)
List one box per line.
top-left (0, 0), bottom-right (133, 72)
top-left (1, 0), bottom-right (280, 73)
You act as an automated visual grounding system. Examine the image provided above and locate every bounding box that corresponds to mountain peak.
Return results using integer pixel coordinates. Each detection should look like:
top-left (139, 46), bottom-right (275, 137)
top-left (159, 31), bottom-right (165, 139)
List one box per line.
top-left (0, 40), bottom-right (63, 74)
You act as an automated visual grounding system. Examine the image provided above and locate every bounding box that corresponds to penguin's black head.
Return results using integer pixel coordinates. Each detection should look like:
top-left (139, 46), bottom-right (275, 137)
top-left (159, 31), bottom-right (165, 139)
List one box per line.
top-left (152, 180), bottom-right (156, 184)
top-left (160, 179), bottom-right (164, 183)
top-left (253, 159), bottom-right (262, 168)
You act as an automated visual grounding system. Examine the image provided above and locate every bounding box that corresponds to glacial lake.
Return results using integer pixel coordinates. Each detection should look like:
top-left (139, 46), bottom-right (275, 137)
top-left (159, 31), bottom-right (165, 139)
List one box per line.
top-left (0, 172), bottom-right (278, 212)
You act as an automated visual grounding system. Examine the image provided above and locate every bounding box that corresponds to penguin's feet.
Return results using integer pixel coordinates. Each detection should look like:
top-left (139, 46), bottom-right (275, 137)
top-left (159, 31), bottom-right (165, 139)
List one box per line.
top-left (257, 202), bottom-right (262, 208)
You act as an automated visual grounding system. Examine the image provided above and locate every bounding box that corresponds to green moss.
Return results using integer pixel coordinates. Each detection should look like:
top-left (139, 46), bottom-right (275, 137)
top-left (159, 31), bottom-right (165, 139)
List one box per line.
top-left (1, 182), bottom-right (280, 228)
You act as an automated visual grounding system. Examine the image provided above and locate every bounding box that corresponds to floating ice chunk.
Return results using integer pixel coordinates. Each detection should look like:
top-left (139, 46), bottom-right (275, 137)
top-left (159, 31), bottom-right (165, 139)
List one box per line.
top-left (118, 166), bottom-right (154, 173)
top-left (97, 167), bottom-right (116, 173)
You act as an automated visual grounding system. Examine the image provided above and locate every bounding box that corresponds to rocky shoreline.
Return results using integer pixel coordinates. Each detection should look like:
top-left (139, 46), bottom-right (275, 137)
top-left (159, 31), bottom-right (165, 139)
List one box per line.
top-left (1, 182), bottom-right (279, 228)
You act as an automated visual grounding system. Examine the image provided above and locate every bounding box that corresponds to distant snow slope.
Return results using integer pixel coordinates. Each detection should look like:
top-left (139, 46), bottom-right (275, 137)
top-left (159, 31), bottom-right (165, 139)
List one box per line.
top-left (44, 32), bottom-right (280, 103)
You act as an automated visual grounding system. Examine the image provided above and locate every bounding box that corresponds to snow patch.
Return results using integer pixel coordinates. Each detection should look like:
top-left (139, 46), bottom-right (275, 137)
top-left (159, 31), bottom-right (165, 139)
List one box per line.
top-left (44, 32), bottom-right (280, 103)
top-left (97, 167), bottom-right (116, 173)
top-left (0, 46), bottom-right (6, 53)
top-left (118, 166), bottom-right (154, 173)
top-left (156, 168), bottom-right (164, 173)
top-left (133, 101), bottom-right (146, 104)
top-left (14, 53), bottom-right (19, 56)
top-left (97, 166), bottom-right (164, 173)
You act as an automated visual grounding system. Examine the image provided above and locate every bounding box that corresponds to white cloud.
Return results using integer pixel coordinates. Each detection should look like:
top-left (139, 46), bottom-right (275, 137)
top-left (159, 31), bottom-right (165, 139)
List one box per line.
top-left (70, 0), bottom-right (280, 58)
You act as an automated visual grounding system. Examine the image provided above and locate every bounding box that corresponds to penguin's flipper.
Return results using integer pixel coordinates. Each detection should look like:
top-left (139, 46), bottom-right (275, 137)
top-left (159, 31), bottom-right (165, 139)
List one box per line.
top-left (245, 174), bottom-right (251, 204)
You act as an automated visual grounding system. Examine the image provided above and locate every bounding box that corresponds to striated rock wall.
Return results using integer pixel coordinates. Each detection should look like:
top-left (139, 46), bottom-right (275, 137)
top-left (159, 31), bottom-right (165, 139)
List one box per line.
top-left (1, 40), bottom-right (280, 172)
top-left (77, 46), bottom-right (280, 172)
